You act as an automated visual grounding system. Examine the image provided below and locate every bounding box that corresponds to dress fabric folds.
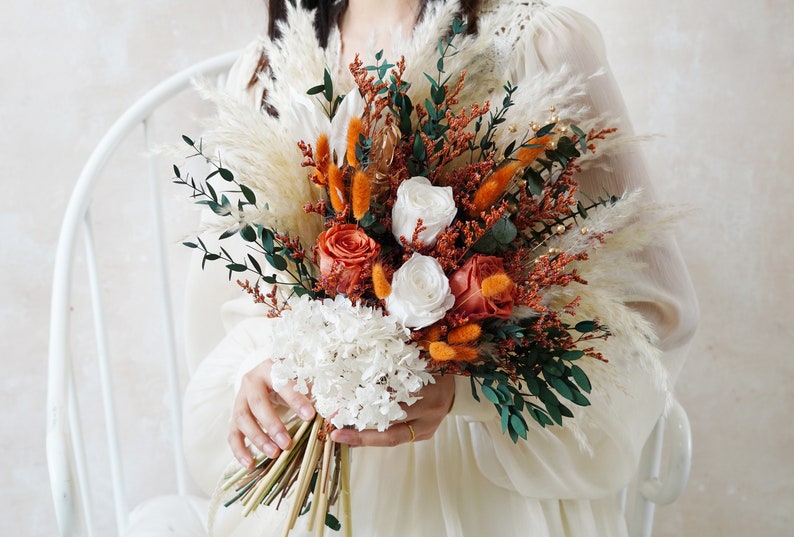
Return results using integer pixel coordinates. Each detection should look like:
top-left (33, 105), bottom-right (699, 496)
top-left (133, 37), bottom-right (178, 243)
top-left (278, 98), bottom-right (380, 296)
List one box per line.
top-left (171, 2), bottom-right (699, 536)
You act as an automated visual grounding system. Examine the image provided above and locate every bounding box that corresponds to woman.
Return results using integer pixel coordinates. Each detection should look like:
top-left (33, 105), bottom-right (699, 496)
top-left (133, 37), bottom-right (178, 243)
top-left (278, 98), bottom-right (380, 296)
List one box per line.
top-left (180, 1), bottom-right (699, 536)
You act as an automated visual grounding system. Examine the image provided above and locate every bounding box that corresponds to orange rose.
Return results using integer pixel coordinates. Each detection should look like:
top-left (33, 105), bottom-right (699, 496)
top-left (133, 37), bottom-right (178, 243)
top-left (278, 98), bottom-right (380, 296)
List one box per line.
top-left (449, 254), bottom-right (514, 321)
top-left (317, 224), bottom-right (381, 294)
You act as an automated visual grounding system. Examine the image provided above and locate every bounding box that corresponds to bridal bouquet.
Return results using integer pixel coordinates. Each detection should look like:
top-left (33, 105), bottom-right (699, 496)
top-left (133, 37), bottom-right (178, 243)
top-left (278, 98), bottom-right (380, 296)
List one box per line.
top-left (175, 19), bottom-right (619, 536)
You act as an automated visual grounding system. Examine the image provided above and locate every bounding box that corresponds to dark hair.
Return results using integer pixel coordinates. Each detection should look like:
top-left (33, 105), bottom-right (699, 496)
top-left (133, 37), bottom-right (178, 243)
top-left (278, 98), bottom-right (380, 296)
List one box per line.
top-left (251, 0), bottom-right (482, 103)
top-left (267, 0), bottom-right (482, 47)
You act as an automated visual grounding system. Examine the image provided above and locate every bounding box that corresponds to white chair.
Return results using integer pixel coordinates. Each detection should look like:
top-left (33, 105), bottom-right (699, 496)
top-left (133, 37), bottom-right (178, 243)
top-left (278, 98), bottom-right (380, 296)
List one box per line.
top-left (46, 53), bottom-right (692, 537)
top-left (47, 51), bottom-right (238, 537)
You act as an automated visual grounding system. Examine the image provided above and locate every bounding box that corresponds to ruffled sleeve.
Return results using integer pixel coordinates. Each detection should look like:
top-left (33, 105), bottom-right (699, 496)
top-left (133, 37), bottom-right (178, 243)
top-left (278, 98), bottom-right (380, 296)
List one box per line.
top-left (447, 4), bottom-right (699, 499)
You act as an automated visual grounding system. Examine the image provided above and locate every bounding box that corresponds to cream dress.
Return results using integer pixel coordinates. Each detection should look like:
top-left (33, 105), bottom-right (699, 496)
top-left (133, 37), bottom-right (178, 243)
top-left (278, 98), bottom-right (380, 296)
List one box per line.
top-left (172, 2), bottom-right (699, 536)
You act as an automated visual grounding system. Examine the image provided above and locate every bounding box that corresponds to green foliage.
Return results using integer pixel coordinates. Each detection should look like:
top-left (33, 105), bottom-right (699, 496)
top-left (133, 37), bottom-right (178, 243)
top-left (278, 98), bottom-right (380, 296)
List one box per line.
top-left (465, 316), bottom-right (609, 442)
top-left (172, 137), bottom-right (318, 299)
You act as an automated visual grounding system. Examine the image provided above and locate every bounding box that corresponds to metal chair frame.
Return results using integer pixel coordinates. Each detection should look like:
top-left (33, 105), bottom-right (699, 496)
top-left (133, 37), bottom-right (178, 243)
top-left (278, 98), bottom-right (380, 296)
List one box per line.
top-left (46, 52), bottom-right (691, 537)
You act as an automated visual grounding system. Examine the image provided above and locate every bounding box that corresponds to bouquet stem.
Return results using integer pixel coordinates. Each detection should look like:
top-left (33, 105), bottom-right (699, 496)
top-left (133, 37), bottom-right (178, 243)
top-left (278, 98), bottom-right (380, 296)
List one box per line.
top-left (222, 414), bottom-right (352, 536)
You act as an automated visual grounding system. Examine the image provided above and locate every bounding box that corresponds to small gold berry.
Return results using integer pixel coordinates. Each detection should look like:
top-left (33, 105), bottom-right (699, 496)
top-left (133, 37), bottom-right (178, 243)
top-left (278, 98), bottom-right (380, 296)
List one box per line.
top-left (554, 224), bottom-right (566, 234)
top-left (548, 247), bottom-right (562, 255)
top-left (580, 226), bottom-right (589, 235)
top-left (508, 124), bottom-right (517, 133)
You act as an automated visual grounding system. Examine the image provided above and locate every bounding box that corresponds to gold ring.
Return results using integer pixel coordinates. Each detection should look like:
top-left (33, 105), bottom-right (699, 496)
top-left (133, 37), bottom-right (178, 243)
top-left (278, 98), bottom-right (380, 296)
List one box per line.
top-left (406, 422), bottom-right (416, 443)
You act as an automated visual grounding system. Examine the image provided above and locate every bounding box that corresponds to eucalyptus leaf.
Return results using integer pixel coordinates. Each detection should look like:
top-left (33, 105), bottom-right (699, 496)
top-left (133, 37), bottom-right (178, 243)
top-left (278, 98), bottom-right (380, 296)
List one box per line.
top-left (492, 217), bottom-right (518, 244)
top-left (240, 184), bottom-right (256, 204)
top-left (561, 350), bottom-right (585, 360)
top-left (266, 253), bottom-right (289, 271)
top-left (510, 413), bottom-right (528, 440)
top-left (570, 364), bottom-right (592, 393)
top-left (240, 225), bottom-right (257, 243)
top-left (470, 378), bottom-right (481, 403)
top-left (481, 384), bottom-right (500, 405)
top-left (325, 513), bottom-right (341, 531)
top-left (548, 376), bottom-right (574, 402)
top-left (247, 254), bottom-right (262, 274)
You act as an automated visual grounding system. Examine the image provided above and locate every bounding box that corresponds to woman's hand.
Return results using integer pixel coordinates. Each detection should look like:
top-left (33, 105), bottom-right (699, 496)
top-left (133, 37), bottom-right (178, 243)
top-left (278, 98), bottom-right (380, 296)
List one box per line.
top-left (229, 360), bottom-right (316, 469)
top-left (329, 374), bottom-right (455, 447)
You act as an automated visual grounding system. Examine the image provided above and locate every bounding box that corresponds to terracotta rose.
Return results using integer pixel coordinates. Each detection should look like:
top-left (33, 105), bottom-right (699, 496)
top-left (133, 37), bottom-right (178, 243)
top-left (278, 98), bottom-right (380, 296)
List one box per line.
top-left (449, 254), bottom-right (514, 321)
top-left (317, 224), bottom-right (381, 294)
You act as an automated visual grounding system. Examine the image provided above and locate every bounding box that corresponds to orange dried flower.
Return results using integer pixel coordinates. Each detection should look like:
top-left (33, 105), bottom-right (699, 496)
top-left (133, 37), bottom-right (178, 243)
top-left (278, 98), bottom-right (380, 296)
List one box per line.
top-left (372, 262), bottom-right (391, 299)
top-left (429, 342), bottom-right (479, 362)
top-left (419, 325), bottom-right (444, 350)
top-left (447, 323), bottom-right (482, 345)
top-left (327, 163), bottom-right (346, 213)
top-left (470, 161), bottom-right (520, 215)
top-left (480, 273), bottom-right (514, 298)
top-left (515, 135), bottom-right (553, 166)
top-left (429, 341), bottom-right (456, 361)
top-left (451, 345), bottom-right (479, 362)
top-left (346, 116), bottom-right (365, 168)
top-left (315, 133), bottom-right (330, 171)
top-left (351, 169), bottom-right (372, 220)
top-left (312, 167), bottom-right (327, 186)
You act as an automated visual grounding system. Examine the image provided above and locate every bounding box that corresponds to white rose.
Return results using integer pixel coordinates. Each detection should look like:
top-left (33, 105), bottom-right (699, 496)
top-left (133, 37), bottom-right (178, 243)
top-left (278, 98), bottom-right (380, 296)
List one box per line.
top-left (391, 176), bottom-right (457, 246)
top-left (385, 253), bottom-right (455, 329)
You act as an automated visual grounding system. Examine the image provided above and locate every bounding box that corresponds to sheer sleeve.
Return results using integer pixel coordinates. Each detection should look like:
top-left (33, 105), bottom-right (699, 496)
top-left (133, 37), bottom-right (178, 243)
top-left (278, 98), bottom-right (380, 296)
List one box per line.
top-left (447, 4), bottom-right (699, 499)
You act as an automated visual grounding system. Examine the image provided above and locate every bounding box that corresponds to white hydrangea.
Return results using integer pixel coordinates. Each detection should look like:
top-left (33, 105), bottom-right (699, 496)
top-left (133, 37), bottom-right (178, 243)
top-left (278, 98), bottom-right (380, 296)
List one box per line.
top-left (269, 294), bottom-right (433, 431)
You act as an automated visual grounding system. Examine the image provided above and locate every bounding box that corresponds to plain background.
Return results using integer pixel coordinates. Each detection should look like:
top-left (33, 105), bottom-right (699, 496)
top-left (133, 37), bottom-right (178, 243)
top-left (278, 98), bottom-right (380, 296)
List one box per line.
top-left (2, 0), bottom-right (792, 535)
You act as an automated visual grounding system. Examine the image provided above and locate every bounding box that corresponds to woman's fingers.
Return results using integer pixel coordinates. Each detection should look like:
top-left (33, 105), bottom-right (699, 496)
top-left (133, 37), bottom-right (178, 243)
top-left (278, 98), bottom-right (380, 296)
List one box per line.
top-left (331, 420), bottom-right (419, 447)
top-left (331, 375), bottom-right (455, 447)
top-left (274, 381), bottom-right (316, 422)
top-left (228, 361), bottom-right (317, 467)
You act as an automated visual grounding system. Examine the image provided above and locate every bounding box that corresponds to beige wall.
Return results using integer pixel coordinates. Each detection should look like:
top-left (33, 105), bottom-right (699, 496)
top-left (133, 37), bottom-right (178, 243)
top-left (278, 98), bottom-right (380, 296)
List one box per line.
top-left (2, 1), bottom-right (791, 535)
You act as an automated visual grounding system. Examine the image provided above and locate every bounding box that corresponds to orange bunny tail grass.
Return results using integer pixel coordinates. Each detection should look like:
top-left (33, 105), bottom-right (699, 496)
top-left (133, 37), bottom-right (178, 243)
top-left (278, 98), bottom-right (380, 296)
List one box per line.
top-left (315, 133), bottom-right (330, 171)
top-left (429, 342), bottom-right (456, 362)
top-left (429, 342), bottom-right (479, 362)
top-left (312, 167), bottom-right (327, 186)
top-left (346, 116), bottom-right (365, 168)
top-left (480, 273), bottom-right (514, 298)
top-left (372, 262), bottom-right (391, 299)
top-left (515, 134), bottom-right (553, 166)
top-left (327, 163), bottom-right (346, 213)
top-left (351, 170), bottom-right (372, 221)
top-left (447, 323), bottom-right (482, 345)
top-left (470, 161), bottom-right (520, 216)
top-left (451, 345), bottom-right (479, 363)
top-left (419, 324), bottom-right (444, 350)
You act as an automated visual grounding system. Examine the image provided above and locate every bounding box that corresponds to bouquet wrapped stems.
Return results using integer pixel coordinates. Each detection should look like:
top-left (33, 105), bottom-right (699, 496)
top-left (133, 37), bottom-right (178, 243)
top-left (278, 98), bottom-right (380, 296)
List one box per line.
top-left (220, 414), bottom-right (352, 537)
